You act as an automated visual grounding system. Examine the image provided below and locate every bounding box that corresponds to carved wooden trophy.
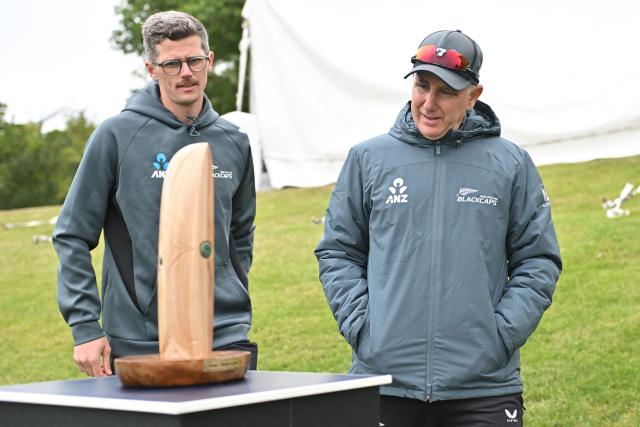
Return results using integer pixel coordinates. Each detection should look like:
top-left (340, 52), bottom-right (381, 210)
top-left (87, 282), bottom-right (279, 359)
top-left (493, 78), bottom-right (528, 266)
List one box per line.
top-left (115, 143), bottom-right (251, 387)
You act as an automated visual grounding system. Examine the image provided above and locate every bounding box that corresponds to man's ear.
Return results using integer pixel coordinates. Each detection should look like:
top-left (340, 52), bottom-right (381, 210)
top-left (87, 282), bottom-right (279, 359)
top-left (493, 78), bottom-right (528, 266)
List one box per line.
top-left (467, 84), bottom-right (484, 110)
top-left (145, 61), bottom-right (159, 81)
top-left (208, 51), bottom-right (215, 72)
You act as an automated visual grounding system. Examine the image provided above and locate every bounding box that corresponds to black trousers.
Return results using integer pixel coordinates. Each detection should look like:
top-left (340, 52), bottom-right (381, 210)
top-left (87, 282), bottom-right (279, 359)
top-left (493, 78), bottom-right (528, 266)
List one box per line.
top-left (380, 393), bottom-right (524, 427)
top-left (218, 340), bottom-right (259, 370)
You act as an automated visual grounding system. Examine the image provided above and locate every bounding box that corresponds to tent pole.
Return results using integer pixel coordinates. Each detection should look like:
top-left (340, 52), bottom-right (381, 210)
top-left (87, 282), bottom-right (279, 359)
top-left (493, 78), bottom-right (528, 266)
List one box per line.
top-left (236, 19), bottom-right (250, 112)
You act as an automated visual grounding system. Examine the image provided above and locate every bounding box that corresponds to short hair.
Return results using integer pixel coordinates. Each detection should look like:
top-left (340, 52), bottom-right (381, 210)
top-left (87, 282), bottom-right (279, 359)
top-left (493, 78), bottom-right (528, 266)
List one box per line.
top-left (142, 11), bottom-right (209, 61)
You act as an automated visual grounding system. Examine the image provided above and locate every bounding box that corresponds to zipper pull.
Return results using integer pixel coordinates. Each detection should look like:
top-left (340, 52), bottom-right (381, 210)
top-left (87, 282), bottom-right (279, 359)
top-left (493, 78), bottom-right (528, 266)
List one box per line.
top-left (435, 144), bottom-right (441, 155)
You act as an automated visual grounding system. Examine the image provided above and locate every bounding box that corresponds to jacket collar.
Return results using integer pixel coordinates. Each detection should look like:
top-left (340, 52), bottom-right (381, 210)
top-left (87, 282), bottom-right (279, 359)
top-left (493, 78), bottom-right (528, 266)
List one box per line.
top-left (389, 100), bottom-right (501, 148)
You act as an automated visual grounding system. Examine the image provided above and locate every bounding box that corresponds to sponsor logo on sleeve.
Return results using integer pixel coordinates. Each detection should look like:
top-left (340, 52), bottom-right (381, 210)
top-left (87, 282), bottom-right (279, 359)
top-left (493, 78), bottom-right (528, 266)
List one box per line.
top-left (541, 187), bottom-right (551, 207)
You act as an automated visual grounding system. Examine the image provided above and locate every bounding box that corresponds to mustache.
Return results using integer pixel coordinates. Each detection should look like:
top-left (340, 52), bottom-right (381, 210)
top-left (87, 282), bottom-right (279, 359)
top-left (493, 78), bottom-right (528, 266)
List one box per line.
top-left (176, 79), bottom-right (199, 87)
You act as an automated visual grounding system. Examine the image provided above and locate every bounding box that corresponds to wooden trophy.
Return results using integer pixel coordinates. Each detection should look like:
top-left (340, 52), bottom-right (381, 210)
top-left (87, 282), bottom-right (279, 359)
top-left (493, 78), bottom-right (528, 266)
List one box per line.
top-left (115, 143), bottom-right (251, 387)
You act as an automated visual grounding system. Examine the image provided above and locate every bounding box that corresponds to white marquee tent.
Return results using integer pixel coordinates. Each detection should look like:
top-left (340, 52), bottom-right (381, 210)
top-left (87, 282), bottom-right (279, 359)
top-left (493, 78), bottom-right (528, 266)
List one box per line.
top-left (231, 0), bottom-right (640, 189)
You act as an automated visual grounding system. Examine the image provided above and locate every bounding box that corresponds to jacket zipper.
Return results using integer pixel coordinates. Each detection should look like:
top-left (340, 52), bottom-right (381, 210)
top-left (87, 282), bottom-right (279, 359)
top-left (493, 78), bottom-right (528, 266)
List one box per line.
top-left (426, 142), bottom-right (442, 401)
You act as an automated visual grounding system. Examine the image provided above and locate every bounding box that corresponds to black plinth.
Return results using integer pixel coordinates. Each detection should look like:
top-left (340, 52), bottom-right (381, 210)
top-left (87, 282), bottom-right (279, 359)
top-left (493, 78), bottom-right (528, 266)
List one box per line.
top-left (0, 370), bottom-right (392, 427)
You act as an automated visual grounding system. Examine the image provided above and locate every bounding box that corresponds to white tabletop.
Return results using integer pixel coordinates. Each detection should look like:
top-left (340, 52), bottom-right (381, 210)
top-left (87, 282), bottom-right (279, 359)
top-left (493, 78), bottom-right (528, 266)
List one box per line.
top-left (0, 370), bottom-right (392, 415)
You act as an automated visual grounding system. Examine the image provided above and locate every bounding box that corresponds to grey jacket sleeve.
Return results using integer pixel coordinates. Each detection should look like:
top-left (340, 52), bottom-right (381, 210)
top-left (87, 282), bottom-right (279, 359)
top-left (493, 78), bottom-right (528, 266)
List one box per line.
top-left (314, 148), bottom-right (370, 348)
top-left (230, 143), bottom-right (256, 277)
top-left (496, 151), bottom-right (562, 355)
top-left (52, 125), bottom-right (117, 346)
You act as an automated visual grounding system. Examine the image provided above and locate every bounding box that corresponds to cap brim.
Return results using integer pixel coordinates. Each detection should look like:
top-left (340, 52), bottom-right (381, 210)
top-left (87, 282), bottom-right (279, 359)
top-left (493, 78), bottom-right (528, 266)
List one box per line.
top-left (404, 64), bottom-right (472, 90)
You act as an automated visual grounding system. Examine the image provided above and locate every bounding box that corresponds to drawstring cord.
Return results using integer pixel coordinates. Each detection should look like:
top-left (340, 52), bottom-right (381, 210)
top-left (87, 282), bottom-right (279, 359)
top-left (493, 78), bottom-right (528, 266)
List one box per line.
top-left (186, 116), bottom-right (200, 136)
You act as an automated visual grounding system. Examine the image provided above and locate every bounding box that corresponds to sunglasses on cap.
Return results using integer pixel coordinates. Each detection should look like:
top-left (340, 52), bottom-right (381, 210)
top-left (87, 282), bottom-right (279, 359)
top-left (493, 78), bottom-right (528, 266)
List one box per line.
top-left (412, 44), bottom-right (471, 72)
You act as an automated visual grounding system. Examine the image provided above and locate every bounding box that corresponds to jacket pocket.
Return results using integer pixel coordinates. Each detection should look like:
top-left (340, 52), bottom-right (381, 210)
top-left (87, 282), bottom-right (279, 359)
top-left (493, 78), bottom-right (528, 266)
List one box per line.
top-left (352, 306), bottom-right (373, 373)
top-left (489, 316), bottom-right (509, 369)
top-left (436, 258), bottom-right (511, 390)
top-left (213, 263), bottom-right (252, 327)
top-left (101, 264), bottom-right (148, 341)
top-left (494, 314), bottom-right (511, 364)
top-left (354, 307), bottom-right (371, 357)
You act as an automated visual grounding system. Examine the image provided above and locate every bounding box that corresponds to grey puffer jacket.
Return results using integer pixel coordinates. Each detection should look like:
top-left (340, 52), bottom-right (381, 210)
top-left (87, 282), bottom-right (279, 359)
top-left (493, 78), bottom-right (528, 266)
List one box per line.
top-left (315, 100), bottom-right (561, 401)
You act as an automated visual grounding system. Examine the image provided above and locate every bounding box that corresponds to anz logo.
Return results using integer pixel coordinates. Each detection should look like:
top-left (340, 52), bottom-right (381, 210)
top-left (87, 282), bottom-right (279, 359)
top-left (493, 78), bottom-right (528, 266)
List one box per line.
top-left (385, 178), bottom-right (409, 205)
top-left (151, 153), bottom-right (169, 179)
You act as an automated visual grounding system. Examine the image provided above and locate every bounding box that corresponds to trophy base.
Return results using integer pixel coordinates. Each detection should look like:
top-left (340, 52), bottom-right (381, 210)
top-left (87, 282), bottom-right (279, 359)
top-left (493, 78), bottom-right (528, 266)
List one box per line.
top-left (115, 350), bottom-right (251, 387)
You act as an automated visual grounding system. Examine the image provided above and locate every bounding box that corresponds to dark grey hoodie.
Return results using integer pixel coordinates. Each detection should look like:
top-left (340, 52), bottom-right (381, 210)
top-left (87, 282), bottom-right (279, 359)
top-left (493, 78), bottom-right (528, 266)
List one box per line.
top-left (315, 100), bottom-right (561, 401)
top-left (53, 81), bottom-right (256, 357)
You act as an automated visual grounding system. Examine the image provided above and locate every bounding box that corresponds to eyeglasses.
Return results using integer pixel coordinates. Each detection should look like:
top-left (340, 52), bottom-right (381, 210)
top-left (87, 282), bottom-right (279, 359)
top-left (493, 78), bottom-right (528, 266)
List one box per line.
top-left (151, 56), bottom-right (209, 75)
top-left (412, 44), bottom-right (470, 72)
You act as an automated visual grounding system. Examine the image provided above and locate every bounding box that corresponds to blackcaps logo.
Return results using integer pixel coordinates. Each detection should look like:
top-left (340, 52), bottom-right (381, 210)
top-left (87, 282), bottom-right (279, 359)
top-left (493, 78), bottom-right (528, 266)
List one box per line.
top-left (456, 187), bottom-right (498, 206)
top-left (151, 153), bottom-right (169, 179)
top-left (211, 165), bottom-right (233, 180)
top-left (385, 178), bottom-right (408, 205)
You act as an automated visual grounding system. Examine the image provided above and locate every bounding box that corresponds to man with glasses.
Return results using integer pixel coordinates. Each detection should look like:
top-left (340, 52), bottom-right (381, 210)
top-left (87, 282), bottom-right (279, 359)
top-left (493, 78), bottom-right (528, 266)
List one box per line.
top-left (53, 11), bottom-right (257, 377)
top-left (315, 30), bottom-right (561, 426)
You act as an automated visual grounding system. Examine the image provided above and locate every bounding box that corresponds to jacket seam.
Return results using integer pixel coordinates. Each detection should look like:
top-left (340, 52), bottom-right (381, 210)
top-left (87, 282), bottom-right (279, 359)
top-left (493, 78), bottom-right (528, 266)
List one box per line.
top-left (213, 121), bottom-right (248, 164)
top-left (115, 115), bottom-right (153, 171)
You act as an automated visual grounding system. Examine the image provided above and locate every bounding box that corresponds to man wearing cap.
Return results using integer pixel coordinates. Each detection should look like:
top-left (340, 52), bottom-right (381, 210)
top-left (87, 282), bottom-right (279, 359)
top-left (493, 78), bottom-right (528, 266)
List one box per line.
top-left (315, 30), bottom-right (561, 426)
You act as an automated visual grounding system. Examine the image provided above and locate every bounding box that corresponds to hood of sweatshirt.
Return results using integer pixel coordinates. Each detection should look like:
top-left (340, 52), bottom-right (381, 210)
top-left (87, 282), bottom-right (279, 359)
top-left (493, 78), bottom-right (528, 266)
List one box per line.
top-left (123, 81), bottom-right (220, 135)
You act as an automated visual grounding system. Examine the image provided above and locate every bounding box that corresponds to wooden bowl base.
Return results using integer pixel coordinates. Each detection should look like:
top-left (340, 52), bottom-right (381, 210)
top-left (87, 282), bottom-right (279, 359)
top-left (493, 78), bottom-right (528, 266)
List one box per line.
top-left (114, 350), bottom-right (251, 387)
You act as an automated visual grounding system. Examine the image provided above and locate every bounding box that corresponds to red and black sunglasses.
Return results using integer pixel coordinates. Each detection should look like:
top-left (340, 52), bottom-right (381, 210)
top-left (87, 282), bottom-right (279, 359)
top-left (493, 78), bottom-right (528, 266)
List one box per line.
top-left (412, 44), bottom-right (471, 71)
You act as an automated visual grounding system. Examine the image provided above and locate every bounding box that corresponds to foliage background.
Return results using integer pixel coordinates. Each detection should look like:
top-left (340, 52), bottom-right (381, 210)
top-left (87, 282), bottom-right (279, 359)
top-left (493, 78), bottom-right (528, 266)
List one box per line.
top-left (111, 0), bottom-right (247, 114)
top-left (0, 103), bottom-right (95, 210)
top-left (0, 1), bottom-right (246, 211)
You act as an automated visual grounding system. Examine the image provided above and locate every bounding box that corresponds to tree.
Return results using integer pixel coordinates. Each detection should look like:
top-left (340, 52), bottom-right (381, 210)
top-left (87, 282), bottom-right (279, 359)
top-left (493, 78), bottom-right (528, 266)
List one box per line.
top-left (0, 120), bottom-right (53, 209)
top-left (45, 113), bottom-right (96, 203)
top-left (0, 106), bottom-right (95, 210)
top-left (111, 0), bottom-right (247, 114)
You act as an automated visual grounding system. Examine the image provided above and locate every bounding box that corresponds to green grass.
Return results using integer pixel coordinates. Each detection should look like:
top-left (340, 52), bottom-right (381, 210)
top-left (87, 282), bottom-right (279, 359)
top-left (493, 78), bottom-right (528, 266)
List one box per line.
top-left (1, 156), bottom-right (639, 426)
top-left (520, 157), bottom-right (640, 426)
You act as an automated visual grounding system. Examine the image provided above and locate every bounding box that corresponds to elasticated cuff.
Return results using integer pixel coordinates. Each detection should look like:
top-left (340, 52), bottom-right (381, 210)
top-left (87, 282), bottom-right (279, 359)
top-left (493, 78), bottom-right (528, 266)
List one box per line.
top-left (71, 321), bottom-right (104, 346)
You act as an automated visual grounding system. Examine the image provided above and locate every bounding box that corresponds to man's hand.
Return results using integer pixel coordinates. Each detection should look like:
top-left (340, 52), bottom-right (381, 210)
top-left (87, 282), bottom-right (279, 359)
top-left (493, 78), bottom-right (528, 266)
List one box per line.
top-left (74, 336), bottom-right (112, 377)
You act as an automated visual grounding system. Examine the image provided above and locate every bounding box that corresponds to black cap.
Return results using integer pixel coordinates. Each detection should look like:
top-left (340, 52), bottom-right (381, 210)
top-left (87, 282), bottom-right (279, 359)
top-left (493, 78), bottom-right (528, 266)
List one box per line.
top-left (404, 30), bottom-right (483, 90)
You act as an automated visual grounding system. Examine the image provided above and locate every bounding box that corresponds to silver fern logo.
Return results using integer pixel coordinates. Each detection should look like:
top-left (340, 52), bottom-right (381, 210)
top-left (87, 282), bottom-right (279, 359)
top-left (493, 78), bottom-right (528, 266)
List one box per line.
top-left (457, 187), bottom-right (478, 197)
